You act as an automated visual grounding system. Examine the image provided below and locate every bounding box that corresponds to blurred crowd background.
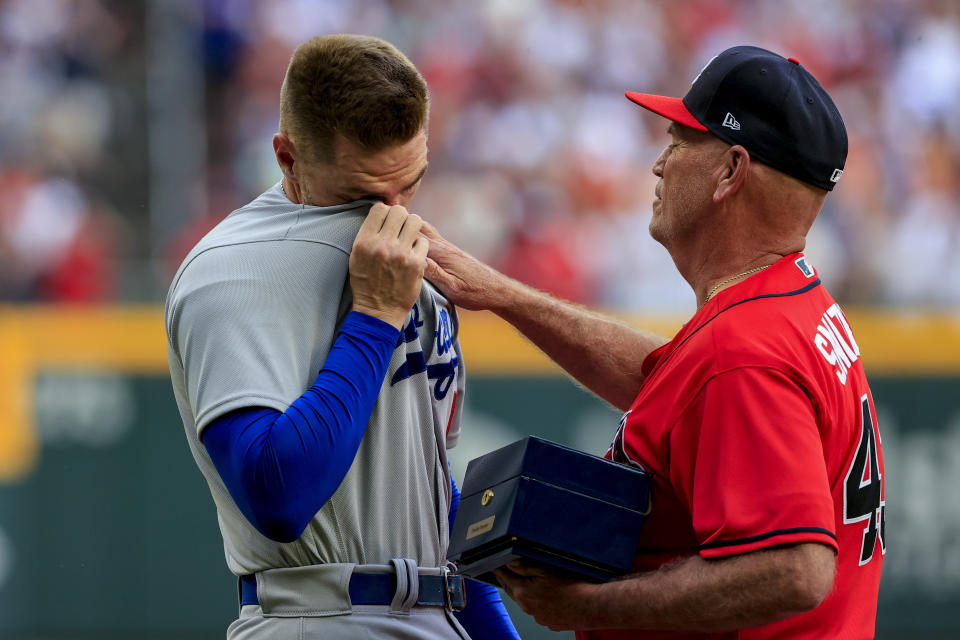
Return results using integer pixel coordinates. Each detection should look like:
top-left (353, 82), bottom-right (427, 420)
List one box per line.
top-left (2, 0), bottom-right (959, 311)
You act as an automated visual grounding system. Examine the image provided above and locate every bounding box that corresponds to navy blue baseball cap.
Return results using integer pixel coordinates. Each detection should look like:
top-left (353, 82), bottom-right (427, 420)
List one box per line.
top-left (626, 45), bottom-right (848, 191)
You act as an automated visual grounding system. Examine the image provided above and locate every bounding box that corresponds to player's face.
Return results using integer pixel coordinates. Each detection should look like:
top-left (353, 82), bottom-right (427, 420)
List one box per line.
top-left (649, 124), bottom-right (722, 249)
top-left (301, 129), bottom-right (428, 208)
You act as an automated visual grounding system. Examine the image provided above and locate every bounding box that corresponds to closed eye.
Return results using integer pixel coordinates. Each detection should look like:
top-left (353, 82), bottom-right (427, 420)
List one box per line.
top-left (403, 164), bottom-right (428, 192)
top-left (350, 164), bottom-right (428, 203)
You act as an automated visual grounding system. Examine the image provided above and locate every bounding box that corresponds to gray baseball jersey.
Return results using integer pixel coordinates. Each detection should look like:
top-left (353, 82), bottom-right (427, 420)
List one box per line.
top-left (165, 183), bottom-right (464, 576)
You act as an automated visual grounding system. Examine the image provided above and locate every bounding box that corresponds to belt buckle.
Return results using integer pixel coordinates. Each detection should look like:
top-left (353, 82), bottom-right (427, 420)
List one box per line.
top-left (442, 568), bottom-right (466, 611)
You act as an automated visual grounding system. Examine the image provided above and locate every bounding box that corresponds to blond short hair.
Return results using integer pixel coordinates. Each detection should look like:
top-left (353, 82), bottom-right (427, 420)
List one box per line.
top-left (279, 34), bottom-right (429, 163)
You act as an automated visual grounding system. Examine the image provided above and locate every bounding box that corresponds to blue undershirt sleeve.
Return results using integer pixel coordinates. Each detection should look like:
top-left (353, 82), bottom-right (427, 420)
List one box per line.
top-left (202, 311), bottom-right (400, 543)
top-left (449, 474), bottom-right (521, 639)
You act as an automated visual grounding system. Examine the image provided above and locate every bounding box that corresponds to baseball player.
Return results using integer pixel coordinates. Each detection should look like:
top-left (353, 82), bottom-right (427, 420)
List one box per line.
top-left (422, 46), bottom-right (884, 638)
top-left (165, 35), bottom-right (518, 639)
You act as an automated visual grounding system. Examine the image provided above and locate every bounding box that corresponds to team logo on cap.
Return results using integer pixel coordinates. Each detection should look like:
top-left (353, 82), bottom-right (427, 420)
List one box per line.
top-left (830, 169), bottom-right (843, 183)
top-left (722, 112), bottom-right (741, 130)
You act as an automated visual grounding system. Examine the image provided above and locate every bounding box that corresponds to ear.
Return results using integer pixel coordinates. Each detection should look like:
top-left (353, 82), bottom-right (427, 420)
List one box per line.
top-left (713, 145), bottom-right (750, 203)
top-left (273, 133), bottom-right (297, 181)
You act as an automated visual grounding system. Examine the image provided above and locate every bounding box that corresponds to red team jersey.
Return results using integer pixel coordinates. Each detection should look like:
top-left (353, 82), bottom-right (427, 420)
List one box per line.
top-left (589, 253), bottom-right (885, 640)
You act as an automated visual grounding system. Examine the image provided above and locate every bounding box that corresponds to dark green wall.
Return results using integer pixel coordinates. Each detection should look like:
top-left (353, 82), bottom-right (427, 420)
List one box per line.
top-left (0, 373), bottom-right (954, 638)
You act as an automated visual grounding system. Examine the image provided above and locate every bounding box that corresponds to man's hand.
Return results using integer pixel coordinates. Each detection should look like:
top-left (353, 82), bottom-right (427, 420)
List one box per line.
top-left (421, 221), bottom-right (512, 312)
top-left (349, 203), bottom-right (428, 329)
top-left (493, 562), bottom-right (604, 632)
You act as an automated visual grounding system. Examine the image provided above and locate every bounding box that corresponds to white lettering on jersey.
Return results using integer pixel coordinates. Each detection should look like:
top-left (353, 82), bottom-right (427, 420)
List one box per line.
top-left (827, 305), bottom-right (861, 357)
top-left (813, 303), bottom-right (861, 385)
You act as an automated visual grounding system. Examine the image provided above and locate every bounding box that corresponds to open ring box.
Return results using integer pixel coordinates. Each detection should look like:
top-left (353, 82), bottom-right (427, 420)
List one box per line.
top-left (448, 436), bottom-right (651, 586)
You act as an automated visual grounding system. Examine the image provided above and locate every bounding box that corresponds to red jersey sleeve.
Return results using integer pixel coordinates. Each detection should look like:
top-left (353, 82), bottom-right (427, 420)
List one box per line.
top-left (669, 366), bottom-right (839, 558)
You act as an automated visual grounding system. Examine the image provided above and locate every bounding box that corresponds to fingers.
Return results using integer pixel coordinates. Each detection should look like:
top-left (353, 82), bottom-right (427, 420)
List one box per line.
top-left (398, 212), bottom-right (424, 248)
top-left (424, 255), bottom-right (458, 293)
top-left (425, 236), bottom-right (447, 263)
top-left (421, 222), bottom-right (466, 267)
top-left (492, 568), bottom-right (517, 592)
top-left (419, 220), bottom-right (452, 257)
top-left (424, 256), bottom-right (444, 283)
top-left (353, 202), bottom-right (390, 248)
top-left (379, 204), bottom-right (411, 240)
top-left (506, 560), bottom-right (549, 577)
top-left (419, 219), bottom-right (443, 240)
top-left (411, 235), bottom-right (429, 265)
top-left (357, 203), bottom-right (422, 254)
top-left (352, 205), bottom-right (426, 284)
top-left (354, 203), bottom-right (410, 244)
top-left (494, 564), bottom-right (586, 632)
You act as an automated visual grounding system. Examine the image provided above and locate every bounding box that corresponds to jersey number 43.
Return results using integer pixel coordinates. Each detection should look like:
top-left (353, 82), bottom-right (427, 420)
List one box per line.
top-left (843, 394), bottom-right (886, 566)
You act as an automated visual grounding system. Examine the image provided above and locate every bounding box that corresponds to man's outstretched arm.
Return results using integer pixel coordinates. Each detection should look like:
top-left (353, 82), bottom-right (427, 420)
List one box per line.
top-left (422, 223), bottom-right (667, 411)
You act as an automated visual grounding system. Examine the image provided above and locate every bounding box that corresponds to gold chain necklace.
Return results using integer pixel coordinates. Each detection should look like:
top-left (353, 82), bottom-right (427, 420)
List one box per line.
top-left (700, 265), bottom-right (771, 308)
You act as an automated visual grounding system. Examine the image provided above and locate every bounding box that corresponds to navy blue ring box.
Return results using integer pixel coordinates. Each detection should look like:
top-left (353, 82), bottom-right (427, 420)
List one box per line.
top-left (448, 436), bottom-right (651, 585)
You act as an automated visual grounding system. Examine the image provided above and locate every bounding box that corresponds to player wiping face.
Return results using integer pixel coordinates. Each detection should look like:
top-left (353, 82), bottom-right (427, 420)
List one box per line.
top-left (169, 34), bottom-right (527, 640)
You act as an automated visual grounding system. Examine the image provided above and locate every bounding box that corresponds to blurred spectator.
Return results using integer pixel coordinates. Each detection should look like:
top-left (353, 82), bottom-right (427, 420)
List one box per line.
top-left (0, 170), bottom-right (118, 302)
top-left (3, 0), bottom-right (960, 309)
top-left (0, 0), bottom-right (135, 302)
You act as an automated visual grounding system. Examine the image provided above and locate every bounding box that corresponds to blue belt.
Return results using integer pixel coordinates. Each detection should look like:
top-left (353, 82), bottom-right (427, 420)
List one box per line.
top-left (239, 571), bottom-right (466, 610)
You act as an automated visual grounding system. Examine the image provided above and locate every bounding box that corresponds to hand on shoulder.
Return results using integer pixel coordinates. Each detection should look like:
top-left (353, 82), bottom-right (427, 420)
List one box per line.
top-left (421, 221), bottom-right (513, 312)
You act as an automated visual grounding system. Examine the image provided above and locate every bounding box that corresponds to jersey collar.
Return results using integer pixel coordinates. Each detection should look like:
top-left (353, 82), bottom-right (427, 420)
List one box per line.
top-left (696, 253), bottom-right (816, 317)
top-left (640, 253), bottom-right (821, 381)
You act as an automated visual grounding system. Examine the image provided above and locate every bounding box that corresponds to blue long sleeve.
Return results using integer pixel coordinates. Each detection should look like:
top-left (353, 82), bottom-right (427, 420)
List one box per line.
top-left (449, 475), bottom-right (521, 640)
top-left (202, 311), bottom-right (400, 543)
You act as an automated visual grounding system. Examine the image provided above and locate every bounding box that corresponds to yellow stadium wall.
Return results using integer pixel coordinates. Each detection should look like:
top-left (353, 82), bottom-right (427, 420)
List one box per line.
top-left (1, 305), bottom-right (958, 483)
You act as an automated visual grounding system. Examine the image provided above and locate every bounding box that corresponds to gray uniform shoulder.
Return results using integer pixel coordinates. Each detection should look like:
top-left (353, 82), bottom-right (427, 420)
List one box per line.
top-left (165, 185), bottom-right (375, 331)
top-left (172, 186), bottom-right (372, 283)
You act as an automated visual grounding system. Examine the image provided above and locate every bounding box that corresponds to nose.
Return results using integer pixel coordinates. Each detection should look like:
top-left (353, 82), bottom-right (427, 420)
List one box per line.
top-left (652, 146), bottom-right (668, 178)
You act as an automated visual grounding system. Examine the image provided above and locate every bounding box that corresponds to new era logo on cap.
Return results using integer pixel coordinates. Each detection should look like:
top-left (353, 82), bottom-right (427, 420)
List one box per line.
top-left (722, 112), bottom-right (741, 131)
top-left (830, 169), bottom-right (843, 183)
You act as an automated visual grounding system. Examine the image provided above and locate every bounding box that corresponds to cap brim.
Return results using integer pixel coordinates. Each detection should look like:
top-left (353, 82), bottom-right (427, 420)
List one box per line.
top-left (624, 92), bottom-right (708, 131)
